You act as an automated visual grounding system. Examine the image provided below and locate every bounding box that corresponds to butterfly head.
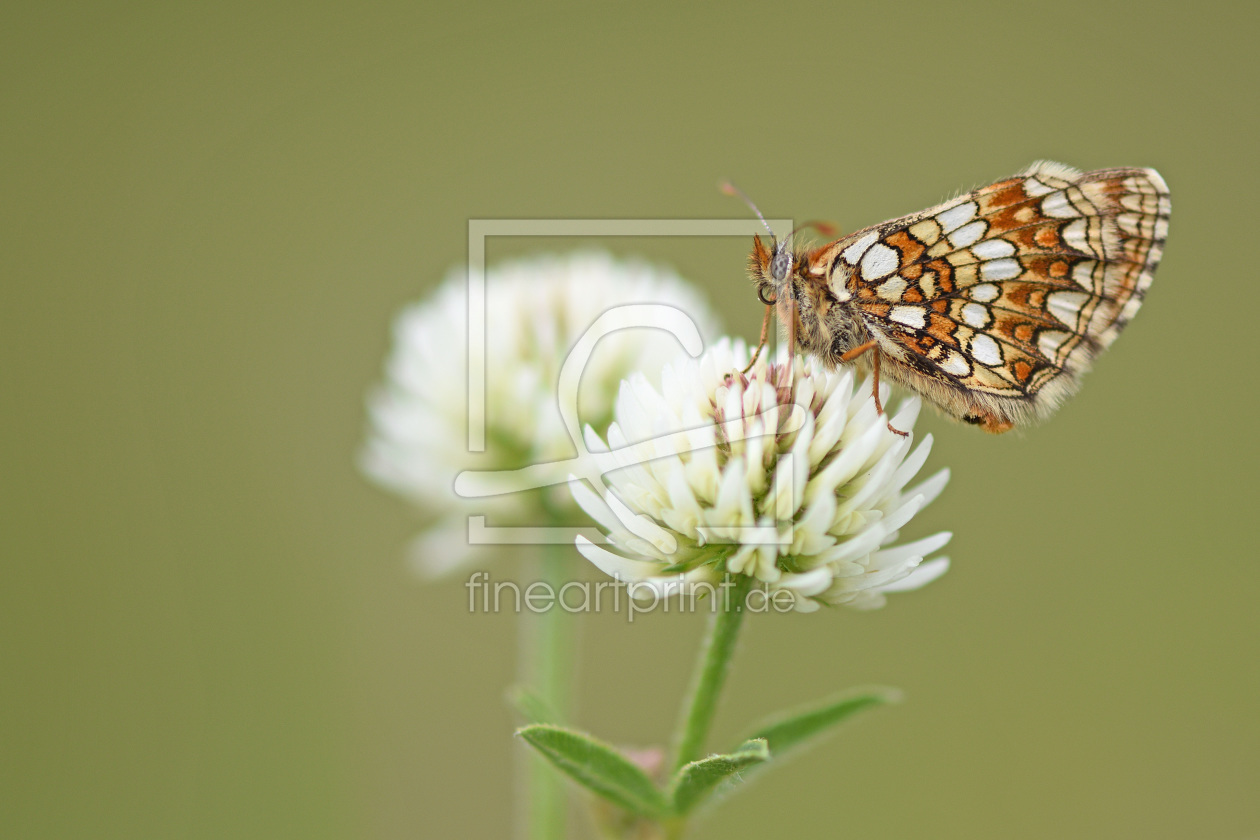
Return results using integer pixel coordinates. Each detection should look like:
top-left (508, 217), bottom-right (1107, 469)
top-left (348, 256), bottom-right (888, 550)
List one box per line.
top-left (750, 233), bottom-right (796, 304)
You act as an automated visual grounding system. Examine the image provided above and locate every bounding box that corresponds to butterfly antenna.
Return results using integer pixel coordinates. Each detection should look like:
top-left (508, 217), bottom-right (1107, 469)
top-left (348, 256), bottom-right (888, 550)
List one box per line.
top-left (789, 220), bottom-right (839, 239)
top-left (720, 180), bottom-right (777, 241)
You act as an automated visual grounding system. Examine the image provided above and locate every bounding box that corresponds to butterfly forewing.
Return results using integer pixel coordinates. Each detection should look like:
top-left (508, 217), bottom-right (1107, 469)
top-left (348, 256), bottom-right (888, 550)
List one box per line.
top-left (811, 161), bottom-right (1168, 428)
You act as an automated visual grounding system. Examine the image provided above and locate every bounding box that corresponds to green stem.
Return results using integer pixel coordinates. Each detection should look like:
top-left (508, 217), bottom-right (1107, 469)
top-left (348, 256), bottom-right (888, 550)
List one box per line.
top-left (519, 546), bottom-right (575, 840)
top-left (535, 546), bottom-right (573, 723)
top-left (670, 574), bottom-right (752, 773)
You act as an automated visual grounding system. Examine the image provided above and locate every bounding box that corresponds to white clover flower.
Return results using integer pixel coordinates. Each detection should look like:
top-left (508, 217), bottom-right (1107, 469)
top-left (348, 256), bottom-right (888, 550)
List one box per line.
top-left (362, 252), bottom-right (722, 575)
top-left (571, 338), bottom-right (951, 611)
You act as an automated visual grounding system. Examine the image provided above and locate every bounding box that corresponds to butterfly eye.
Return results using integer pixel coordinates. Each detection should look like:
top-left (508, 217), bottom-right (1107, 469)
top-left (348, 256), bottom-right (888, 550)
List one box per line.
top-left (757, 285), bottom-right (777, 306)
top-left (770, 248), bottom-right (792, 281)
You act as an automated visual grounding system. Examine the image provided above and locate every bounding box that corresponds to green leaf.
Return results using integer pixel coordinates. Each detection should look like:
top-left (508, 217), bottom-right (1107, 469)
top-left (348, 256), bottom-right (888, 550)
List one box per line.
top-left (506, 684), bottom-right (560, 726)
top-left (742, 687), bottom-right (900, 758)
top-left (516, 724), bottom-right (668, 818)
top-left (669, 738), bottom-right (769, 815)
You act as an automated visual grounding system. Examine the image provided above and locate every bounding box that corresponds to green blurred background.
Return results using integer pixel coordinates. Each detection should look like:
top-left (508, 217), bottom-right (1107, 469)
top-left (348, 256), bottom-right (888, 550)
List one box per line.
top-left (4, 2), bottom-right (1257, 838)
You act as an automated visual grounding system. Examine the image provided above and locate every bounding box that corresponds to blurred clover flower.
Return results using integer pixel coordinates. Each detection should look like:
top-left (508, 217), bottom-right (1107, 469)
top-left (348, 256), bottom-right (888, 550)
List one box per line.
top-left (361, 252), bottom-right (721, 575)
top-left (572, 338), bottom-right (951, 611)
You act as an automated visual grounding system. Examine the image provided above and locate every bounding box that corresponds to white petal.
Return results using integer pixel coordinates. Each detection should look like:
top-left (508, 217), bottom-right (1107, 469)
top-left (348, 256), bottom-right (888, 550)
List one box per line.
top-left (768, 435), bottom-right (810, 521)
top-left (575, 535), bottom-right (662, 581)
top-left (817, 522), bottom-right (887, 565)
top-left (728, 543), bottom-right (779, 582)
top-left (567, 477), bottom-right (632, 540)
top-left (743, 424), bottom-right (768, 497)
top-left (774, 566), bottom-right (834, 597)
top-left (582, 424), bottom-right (610, 454)
top-left (876, 556), bottom-right (950, 593)
top-left (682, 424), bottom-right (720, 502)
top-left (806, 419), bottom-right (884, 500)
top-left (844, 591), bottom-right (888, 610)
top-left (837, 435), bottom-right (908, 515)
top-left (885, 434), bottom-right (933, 501)
top-left (726, 543), bottom-right (759, 577)
top-left (904, 467), bottom-right (950, 510)
top-left (807, 396), bottom-right (850, 466)
top-left (879, 493), bottom-right (924, 537)
top-left (615, 378), bottom-right (653, 442)
top-left (792, 489), bottom-right (838, 556)
top-left (661, 466), bottom-right (703, 537)
top-left (606, 422), bottom-right (630, 451)
top-left (870, 531), bottom-right (952, 569)
top-left (604, 489), bottom-right (679, 555)
top-left (712, 459), bottom-right (751, 526)
top-left (792, 596), bottom-right (824, 613)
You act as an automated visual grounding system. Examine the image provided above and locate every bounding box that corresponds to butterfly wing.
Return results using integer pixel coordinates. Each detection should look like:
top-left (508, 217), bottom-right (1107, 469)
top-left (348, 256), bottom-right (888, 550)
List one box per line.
top-left (813, 161), bottom-right (1169, 431)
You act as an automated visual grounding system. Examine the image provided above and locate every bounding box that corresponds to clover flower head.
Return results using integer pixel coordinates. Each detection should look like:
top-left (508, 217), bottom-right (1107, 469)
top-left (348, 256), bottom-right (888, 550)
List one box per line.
top-left (572, 338), bottom-right (951, 611)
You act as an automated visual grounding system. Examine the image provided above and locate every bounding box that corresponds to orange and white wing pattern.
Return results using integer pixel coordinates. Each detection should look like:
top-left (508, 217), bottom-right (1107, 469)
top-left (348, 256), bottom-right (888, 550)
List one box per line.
top-left (814, 161), bottom-right (1169, 431)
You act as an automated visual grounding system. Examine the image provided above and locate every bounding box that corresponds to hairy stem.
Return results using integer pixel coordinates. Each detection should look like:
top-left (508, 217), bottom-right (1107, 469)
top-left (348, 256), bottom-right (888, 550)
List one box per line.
top-left (670, 575), bottom-right (752, 773)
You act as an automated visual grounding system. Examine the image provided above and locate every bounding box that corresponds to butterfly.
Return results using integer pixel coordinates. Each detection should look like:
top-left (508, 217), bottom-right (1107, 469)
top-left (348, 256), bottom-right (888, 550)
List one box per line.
top-left (733, 161), bottom-right (1169, 434)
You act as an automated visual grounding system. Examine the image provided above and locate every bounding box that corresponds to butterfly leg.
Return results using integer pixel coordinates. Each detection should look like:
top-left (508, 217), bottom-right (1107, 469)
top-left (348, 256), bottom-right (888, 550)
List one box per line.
top-left (779, 298), bottom-right (797, 391)
top-left (839, 340), bottom-right (878, 363)
top-left (872, 350), bottom-right (909, 437)
top-left (840, 341), bottom-right (908, 437)
top-left (741, 303), bottom-right (775, 375)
